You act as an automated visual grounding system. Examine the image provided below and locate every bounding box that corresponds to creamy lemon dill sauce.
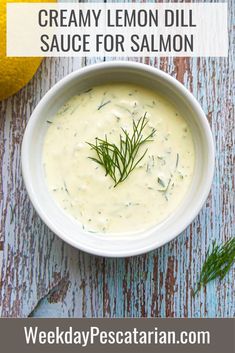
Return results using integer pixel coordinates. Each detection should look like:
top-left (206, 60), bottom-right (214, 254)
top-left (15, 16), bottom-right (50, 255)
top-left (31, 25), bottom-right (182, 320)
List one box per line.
top-left (43, 83), bottom-right (195, 234)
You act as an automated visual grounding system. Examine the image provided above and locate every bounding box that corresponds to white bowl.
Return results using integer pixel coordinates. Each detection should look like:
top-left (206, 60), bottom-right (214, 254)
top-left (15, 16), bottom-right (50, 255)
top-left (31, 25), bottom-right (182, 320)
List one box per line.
top-left (21, 61), bottom-right (215, 257)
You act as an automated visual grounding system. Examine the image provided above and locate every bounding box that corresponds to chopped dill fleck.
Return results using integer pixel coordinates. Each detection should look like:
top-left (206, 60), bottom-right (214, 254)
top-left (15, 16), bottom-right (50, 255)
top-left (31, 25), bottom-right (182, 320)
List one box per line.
top-left (178, 172), bottom-right (184, 180)
top-left (98, 100), bottom-right (111, 110)
top-left (46, 120), bottom-right (53, 124)
top-left (84, 88), bottom-right (93, 93)
top-left (58, 105), bottom-right (70, 115)
top-left (115, 104), bottom-right (132, 115)
top-left (146, 155), bottom-right (155, 173)
top-left (157, 177), bottom-right (165, 188)
top-left (63, 181), bottom-right (69, 194)
top-left (157, 156), bottom-right (166, 166)
top-left (176, 153), bottom-right (179, 169)
top-left (164, 133), bottom-right (170, 141)
top-left (70, 104), bottom-right (80, 115)
top-left (114, 115), bottom-right (121, 122)
top-left (158, 178), bottom-right (172, 200)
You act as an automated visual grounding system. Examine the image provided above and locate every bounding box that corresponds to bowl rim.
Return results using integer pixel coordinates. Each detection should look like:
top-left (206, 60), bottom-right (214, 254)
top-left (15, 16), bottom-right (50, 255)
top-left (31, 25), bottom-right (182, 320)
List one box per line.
top-left (21, 61), bottom-right (215, 257)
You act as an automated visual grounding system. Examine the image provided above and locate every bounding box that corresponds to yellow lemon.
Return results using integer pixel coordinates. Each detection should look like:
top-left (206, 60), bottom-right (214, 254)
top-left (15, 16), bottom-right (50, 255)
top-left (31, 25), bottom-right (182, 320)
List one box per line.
top-left (0, 0), bottom-right (55, 101)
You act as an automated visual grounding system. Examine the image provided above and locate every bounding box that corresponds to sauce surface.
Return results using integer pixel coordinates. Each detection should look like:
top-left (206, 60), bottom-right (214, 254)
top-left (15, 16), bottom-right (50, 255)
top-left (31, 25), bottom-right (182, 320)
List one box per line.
top-left (43, 83), bottom-right (195, 234)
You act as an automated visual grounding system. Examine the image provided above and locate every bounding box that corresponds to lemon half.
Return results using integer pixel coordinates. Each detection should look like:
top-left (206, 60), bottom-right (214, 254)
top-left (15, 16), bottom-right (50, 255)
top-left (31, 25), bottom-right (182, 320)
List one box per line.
top-left (0, 0), bottom-right (55, 101)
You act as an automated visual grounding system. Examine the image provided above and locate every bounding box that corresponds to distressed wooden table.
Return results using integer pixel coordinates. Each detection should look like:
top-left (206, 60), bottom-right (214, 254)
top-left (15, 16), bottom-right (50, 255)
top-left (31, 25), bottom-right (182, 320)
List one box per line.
top-left (0, 1), bottom-right (234, 318)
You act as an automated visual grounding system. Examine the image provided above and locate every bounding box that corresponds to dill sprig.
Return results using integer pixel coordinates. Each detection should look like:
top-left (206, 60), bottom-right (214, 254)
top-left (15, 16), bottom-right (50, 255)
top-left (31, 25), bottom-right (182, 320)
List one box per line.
top-left (194, 238), bottom-right (235, 296)
top-left (87, 113), bottom-right (156, 187)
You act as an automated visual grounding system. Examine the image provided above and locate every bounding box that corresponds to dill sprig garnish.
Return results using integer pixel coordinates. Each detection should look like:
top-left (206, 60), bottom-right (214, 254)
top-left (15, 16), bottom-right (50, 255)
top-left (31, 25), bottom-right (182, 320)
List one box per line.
top-left (87, 113), bottom-right (156, 187)
top-left (194, 238), bottom-right (235, 296)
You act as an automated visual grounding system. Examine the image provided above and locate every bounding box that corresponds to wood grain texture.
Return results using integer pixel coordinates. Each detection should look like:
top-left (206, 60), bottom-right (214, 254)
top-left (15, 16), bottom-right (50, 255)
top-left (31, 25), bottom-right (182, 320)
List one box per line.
top-left (0, 1), bottom-right (234, 318)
